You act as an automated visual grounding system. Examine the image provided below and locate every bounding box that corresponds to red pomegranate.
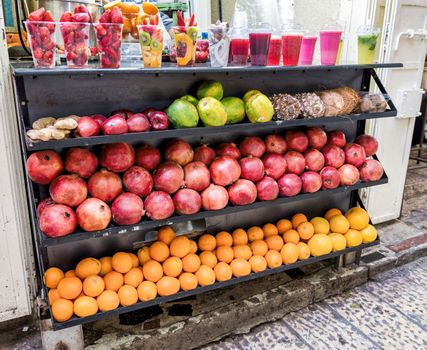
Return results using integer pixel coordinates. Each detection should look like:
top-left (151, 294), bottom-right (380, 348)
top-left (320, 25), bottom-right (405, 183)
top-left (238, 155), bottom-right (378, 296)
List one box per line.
top-left (123, 166), bottom-right (153, 197)
top-left (320, 166), bottom-right (340, 189)
top-left (65, 148), bottom-right (98, 178)
top-left (239, 156), bottom-right (264, 182)
top-left (143, 107), bottom-right (156, 115)
top-left (26, 150), bottom-right (64, 184)
top-left (322, 145), bottom-right (345, 168)
top-left (76, 116), bottom-right (100, 137)
top-left (256, 176), bottom-right (279, 201)
top-left (173, 188), bottom-right (202, 215)
top-left (344, 143), bottom-right (366, 167)
top-left (102, 115), bottom-right (129, 135)
top-left (111, 192), bottom-right (145, 225)
top-left (355, 134), bottom-right (378, 157)
top-left (76, 198), bottom-right (111, 231)
top-left (39, 204), bottom-right (77, 237)
top-left (91, 114), bottom-right (107, 126)
top-left (264, 134), bottom-right (287, 154)
top-left (194, 145), bottom-right (216, 166)
top-left (144, 191), bottom-right (175, 220)
top-left (262, 153), bottom-right (287, 179)
top-left (210, 156), bottom-right (241, 186)
top-left (49, 175), bottom-right (87, 207)
top-left (228, 179), bottom-right (257, 206)
top-left (239, 136), bottom-right (266, 158)
top-left (338, 164), bottom-right (360, 186)
top-left (111, 109), bottom-right (133, 119)
top-left (277, 174), bottom-right (302, 197)
top-left (216, 143), bottom-right (241, 160)
top-left (300, 171), bottom-right (322, 193)
top-left (184, 161), bottom-right (210, 191)
top-left (201, 184), bottom-right (229, 211)
top-left (284, 151), bottom-right (305, 175)
top-left (37, 197), bottom-right (55, 217)
top-left (327, 130), bottom-right (346, 148)
top-left (153, 162), bottom-right (184, 194)
top-left (99, 142), bottom-right (135, 173)
top-left (135, 145), bottom-right (161, 171)
top-left (285, 130), bottom-right (309, 153)
top-left (126, 113), bottom-right (151, 133)
top-left (304, 149), bottom-right (325, 172)
top-left (164, 139), bottom-right (194, 166)
top-left (359, 159), bottom-right (384, 181)
top-left (147, 111), bottom-right (169, 130)
top-left (88, 169), bottom-right (123, 202)
top-left (306, 127), bottom-right (327, 150)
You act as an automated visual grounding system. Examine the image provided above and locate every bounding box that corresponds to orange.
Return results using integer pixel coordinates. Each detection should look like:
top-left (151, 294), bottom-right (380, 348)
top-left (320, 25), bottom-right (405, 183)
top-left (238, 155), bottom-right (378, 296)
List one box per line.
top-left (51, 298), bottom-right (73, 322)
top-left (123, 16), bottom-right (132, 35)
top-left (265, 235), bottom-right (284, 251)
top-left (83, 275), bottom-right (105, 297)
top-left (48, 288), bottom-right (61, 305)
top-left (99, 257), bottom-right (113, 277)
top-left (189, 240), bottom-right (198, 254)
top-left (198, 234), bottom-right (216, 251)
top-left (263, 223), bottom-right (279, 237)
top-left (128, 253), bottom-right (140, 268)
top-left (137, 281), bottom-right (157, 301)
top-left (158, 226), bottom-right (176, 245)
top-left (124, 267), bottom-right (144, 287)
top-left (265, 250), bottom-right (282, 268)
top-left (360, 224), bottom-right (377, 243)
top-left (182, 253), bottom-right (201, 273)
top-left (142, 260), bottom-right (163, 282)
top-left (324, 208), bottom-right (342, 220)
top-left (292, 213), bottom-right (308, 229)
top-left (137, 246), bottom-right (151, 265)
top-left (329, 233), bottom-right (347, 251)
top-left (195, 265), bottom-right (216, 286)
top-left (232, 228), bottom-right (248, 245)
top-left (73, 296), bottom-right (98, 317)
top-left (297, 222), bottom-right (314, 240)
top-left (308, 234), bottom-right (333, 256)
top-left (345, 207), bottom-right (369, 230)
top-left (65, 270), bottom-right (76, 277)
top-left (121, 2), bottom-right (140, 14)
top-left (215, 231), bottom-right (233, 247)
top-left (199, 251), bottom-right (217, 268)
top-left (149, 241), bottom-right (170, 262)
top-left (344, 229), bottom-right (363, 248)
top-left (310, 217), bottom-right (330, 235)
top-left (103, 271), bottom-right (124, 292)
top-left (276, 219), bottom-right (292, 234)
top-left (156, 276), bottom-right (180, 296)
top-left (45, 267), bottom-right (64, 289)
top-left (250, 240), bottom-right (268, 256)
top-left (233, 245), bottom-right (252, 260)
top-left (179, 272), bottom-right (198, 291)
top-left (97, 290), bottom-right (120, 312)
top-left (329, 215), bottom-right (350, 234)
top-left (230, 258), bottom-right (251, 277)
top-left (216, 246), bottom-right (234, 263)
top-left (247, 226), bottom-right (264, 242)
top-left (142, 2), bottom-right (159, 15)
top-left (118, 285), bottom-right (138, 306)
top-left (169, 236), bottom-right (191, 258)
top-left (297, 242), bottom-right (311, 260)
top-left (249, 255), bottom-right (267, 273)
top-left (75, 257), bottom-right (101, 280)
top-left (57, 277), bottom-right (83, 300)
top-left (111, 252), bottom-right (133, 274)
top-left (283, 229), bottom-right (300, 244)
top-left (214, 262), bottom-right (232, 282)
top-left (162, 257), bottom-right (183, 277)
top-left (280, 243), bottom-right (299, 264)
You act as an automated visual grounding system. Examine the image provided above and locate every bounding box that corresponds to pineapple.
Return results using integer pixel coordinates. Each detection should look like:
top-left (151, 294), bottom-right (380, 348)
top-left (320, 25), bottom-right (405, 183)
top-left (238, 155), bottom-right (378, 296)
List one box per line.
top-left (269, 94), bottom-right (301, 120)
top-left (295, 92), bottom-right (325, 118)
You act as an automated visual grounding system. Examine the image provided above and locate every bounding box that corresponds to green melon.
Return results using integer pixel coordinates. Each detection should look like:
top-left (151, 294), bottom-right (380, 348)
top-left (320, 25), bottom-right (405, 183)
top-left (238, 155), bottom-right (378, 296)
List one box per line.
top-left (180, 94), bottom-right (199, 107)
top-left (197, 97), bottom-right (227, 126)
top-left (167, 99), bottom-right (199, 128)
top-left (243, 89), bottom-right (262, 103)
top-left (197, 80), bottom-right (224, 100)
top-left (221, 97), bottom-right (246, 124)
top-left (245, 94), bottom-right (274, 123)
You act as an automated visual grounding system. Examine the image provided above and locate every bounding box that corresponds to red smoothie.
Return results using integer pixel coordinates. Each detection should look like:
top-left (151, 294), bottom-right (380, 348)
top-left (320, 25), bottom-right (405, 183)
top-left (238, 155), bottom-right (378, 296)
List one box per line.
top-left (230, 38), bottom-right (249, 65)
top-left (267, 37), bottom-right (282, 66)
top-left (281, 34), bottom-right (303, 66)
top-left (249, 33), bottom-right (271, 66)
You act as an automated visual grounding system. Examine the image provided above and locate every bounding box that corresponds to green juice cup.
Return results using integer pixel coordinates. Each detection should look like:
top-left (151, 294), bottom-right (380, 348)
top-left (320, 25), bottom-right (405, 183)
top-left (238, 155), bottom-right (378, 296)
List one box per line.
top-left (357, 25), bottom-right (380, 64)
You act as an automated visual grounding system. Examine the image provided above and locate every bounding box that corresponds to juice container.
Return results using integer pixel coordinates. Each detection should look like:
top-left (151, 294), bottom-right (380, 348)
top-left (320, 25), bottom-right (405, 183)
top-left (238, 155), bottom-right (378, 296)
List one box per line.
top-left (319, 24), bottom-right (342, 65)
top-left (267, 36), bottom-right (282, 66)
top-left (230, 38), bottom-right (249, 65)
top-left (281, 25), bottom-right (303, 66)
top-left (357, 25), bottom-right (380, 64)
top-left (299, 35), bottom-right (317, 65)
top-left (138, 25), bottom-right (163, 68)
top-left (173, 26), bottom-right (198, 67)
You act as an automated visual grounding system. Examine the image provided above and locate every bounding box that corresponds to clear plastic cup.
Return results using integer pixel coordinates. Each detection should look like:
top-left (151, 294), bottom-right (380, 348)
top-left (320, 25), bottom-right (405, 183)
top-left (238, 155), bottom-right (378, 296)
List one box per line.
top-left (173, 26), bottom-right (198, 67)
top-left (208, 23), bottom-right (229, 67)
top-left (137, 25), bottom-right (163, 68)
top-left (357, 25), bottom-right (380, 64)
top-left (267, 35), bottom-right (282, 66)
top-left (25, 21), bottom-right (57, 68)
top-left (281, 24), bottom-right (303, 66)
top-left (319, 23), bottom-right (342, 65)
top-left (94, 23), bottom-right (123, 68)
top-left (299, 34), bottom-right (317, 65)
top-left (60, 22), bottom-right (90, 68)
top-left (249, 23), bottom-right (272, 66)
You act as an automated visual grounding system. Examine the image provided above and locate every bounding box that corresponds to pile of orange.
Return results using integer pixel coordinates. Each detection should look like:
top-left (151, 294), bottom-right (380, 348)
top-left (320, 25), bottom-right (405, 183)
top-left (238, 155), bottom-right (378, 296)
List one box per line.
top-left (46, 207), bottom-right (377, 322)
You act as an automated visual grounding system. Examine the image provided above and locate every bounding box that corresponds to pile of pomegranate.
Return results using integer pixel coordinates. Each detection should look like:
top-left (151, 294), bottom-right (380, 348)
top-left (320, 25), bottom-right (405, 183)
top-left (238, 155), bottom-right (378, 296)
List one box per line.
top-left (27, 128), bottom-right (383, 239)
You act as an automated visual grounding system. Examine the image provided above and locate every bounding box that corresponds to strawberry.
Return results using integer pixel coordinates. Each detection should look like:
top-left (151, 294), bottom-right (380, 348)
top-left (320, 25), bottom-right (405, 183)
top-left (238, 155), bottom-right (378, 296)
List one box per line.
top-left (99, 10), bottom-right (111, 24)
top-left (43, 10), bottom-right (55, 22)
top-left (90, 47), bottom-right (98, 56)
top-left (28, 8), bottom-right (45, 22)
top-left (60, 11), bottom-right (73, 23)
top-left (149, 15), bottom-right (159, 25)
top-left (74, 5), bottom-right (90, 15)
top-left (73, 13), bottom-right (90, 23)
top-left (111, 7), bottom-right (123, 24)
top-left (33, 47), bottom-right (43, 59)
top-left (95, 24), bottom-right (107, 37)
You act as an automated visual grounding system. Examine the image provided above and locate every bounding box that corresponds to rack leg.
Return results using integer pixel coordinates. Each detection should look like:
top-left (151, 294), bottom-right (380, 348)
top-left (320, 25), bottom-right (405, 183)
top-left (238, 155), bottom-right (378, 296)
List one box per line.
top-left (334, 255), bottom-right (344, 272)
top-left (40, 318), bottom-right (84, 350)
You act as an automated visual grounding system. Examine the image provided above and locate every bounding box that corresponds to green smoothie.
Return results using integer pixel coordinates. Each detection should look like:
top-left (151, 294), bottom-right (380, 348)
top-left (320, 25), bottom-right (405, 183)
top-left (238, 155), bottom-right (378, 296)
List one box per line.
top-left (358, 34), bottom-right (379, 64)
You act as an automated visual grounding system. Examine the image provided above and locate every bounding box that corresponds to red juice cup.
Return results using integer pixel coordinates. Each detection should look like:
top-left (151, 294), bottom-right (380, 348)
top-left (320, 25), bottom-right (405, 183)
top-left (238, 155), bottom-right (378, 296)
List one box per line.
top-left (249, 32), bottom-right (271, 66)
top-left (299, 35), bottom-right (317, 65)
top-left (60, 22), bottom-right (90, 68)
top-left (319, 24), bottom-right (342, 65)
top-left (95, 23), bottom-right (123, 68)
top-left (25, 21), bottom-right (57, 68)
top-left (267, 36), bottom-right (282, 66)
top-left (230, 38), bottom-right (249, 65)
top-left (138, 25), bottom-right (163, 68)
top-left (173, 26), bottom-right (198, 67)
top-left (281, 24), bottom-right (303, 66)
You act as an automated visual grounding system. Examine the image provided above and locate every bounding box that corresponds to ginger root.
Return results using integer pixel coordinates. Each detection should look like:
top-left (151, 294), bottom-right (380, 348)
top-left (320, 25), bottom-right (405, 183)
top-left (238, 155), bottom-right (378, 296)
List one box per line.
top-left (54, 118), bottom-right (78, 130)
top-left (27, 128), bottom-right (53, 141)
top-left (32, 117), bottom-right (56, 130)
top-left (47, 126), bottom-right (70, 140)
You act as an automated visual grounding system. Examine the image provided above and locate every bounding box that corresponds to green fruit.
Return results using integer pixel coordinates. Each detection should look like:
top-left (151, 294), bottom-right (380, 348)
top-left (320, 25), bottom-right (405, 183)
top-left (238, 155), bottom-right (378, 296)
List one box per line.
top-left (167, 99), bottom-right (199, 128)
top-left (150, 39), bottom-right (161, 49)
top-left (221, 97), bottom-right (246, 124)
top-left (197, 97), bottom-right (228, 127)
top-left (197, 80), bottom-right (224, 100)
top-left (180, 95), bottom-right (199, 107)
top-left (243, 90), bottom-right (262, 103)
top-left (245, 94), bottom-right (274, 123)
top-left (139, 31), bottom-right (151, 46)
top-left (187, 27), bottom-right (198, 41)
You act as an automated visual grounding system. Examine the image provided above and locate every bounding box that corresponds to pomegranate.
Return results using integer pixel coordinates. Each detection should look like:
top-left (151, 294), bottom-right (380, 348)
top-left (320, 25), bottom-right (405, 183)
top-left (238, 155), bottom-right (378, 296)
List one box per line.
top-left (173, 188), bottom-right (202, 215)
top-left (277, 174), bottom-right (302, 197)
top-left (164, 139), bottom-right (194, 166)
top-left (210, 156), bottom-right (241, 186)
top-left (307, 127), bottom-right (327, 149)
top-left (135, 145), bottom-right (161, 171)
top-left (123, 166), bottom-right (153, 197)
top-left (285, 130), bottom-right (309, 153)
top-left (144, 191), bottom-right (175, 220)
top-left (49, 175), bottom-right (87, 207)
top-left (228, 179), bottom-right (257, 206)
top-left (304, 149), bottom-right (325, 172)
top-left (111, 192), bottom-right (145, 225)
top-left (239, 136), bottom-right (266, 158)
top-left (327, 130), bottom-right (346, 148)
top-left (102, 115), bottom-right (129, 135)
top-left (344, 143), bottom-right (366, 167)
top-left (64, 148), bottom-right (98, 178)
top-left (153, 162), bottom-right (184, 194)
top-left (147, 111), bottom-right (169, 130)
top-left (76, 116), bottom-right (100, 137)
top-left (26, 150), bottom-right (64, 184)
top-left (322, 145), bottom-right (345, 168)
top-left (264, 134), bottom-right (287, 154)
top-left (126, 113), bottom-right (151, 133)
top-left (91, 114), bottom-right (107, 126)
top-left (262, 153), bottom-right (287, 180)
top-left (284, 151), bottom-right (305, 175)
top-left (359, 159), bottom-right (384, 181)
top-left (111, 109), bottom-right (133, 119)
top-left (39, 204), bottom-right (77, 237)
top-left (320, 166), bottom-right (340, 189)
top-left (37, 197), bottom-right (55, 217)
top-left (355, 134), bottom-right (378, 157)
top-left (194, 145), bottom-right (216, 166)
top-left (76, 198), bottom-right (111, 231)
top-left (201, 184), bottom-right (229, 210)
top-left (239, 156), bottom-right (264, 182)
top-left (216, 143), bottom-right (241, 160)
top-left (88, 169), bottom-right (123, 202)
top-left (143, 107), bottom-right (156, 115)
top-left (99, 142), bottom-right (135, 173)
top-left (256, 176), bottom-right (279, 201)
top-left (338, 164), bottom-right (360, 186)
top-left (184, 161), bottom-right (210, 191)
top-left (300, 171), bottom-right (322, 193)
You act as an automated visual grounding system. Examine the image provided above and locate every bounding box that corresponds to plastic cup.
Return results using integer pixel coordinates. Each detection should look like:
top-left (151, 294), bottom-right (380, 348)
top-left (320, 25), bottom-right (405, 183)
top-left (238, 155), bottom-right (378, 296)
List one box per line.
top-left (319, 24), bottom-right (342, 65)
top-left (267, 36), bottom-right (282, 66)
top-left (299, 35), bottom-right (317, 65)
top-left (357, 25), bottom-right (380, 64)
top-left (25, 21), bottom-right (57, 68)
top-left (173, 26), bottom-right (198, 67)
top-left (230, 38), bottom-right (249, 65)
top-left (60, 22), bottom-right (90, 68)
top-left (137, 25), bottom-right (163, 68)
top-left (249, 32), bottom-right (271, 66)
top-left (208, 24), bottom-right (229, 67)
top-left (94, 23), bottom-right (123, 68)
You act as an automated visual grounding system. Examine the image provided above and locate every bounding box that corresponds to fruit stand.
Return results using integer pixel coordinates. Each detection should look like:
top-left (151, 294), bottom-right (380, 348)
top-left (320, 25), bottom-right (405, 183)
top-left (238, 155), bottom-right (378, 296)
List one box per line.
top-left (11, 62), bottom-right (400, 329)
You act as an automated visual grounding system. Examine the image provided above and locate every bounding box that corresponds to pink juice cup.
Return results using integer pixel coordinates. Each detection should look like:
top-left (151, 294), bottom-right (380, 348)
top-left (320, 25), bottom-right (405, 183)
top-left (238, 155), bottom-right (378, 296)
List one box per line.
top-left (299, 36), bottom-right (317, 65)
top-left (319, 25), bottom-right (342, 65)
top-left (267, 36), bottom-right (282, 66)
top-left (281, 24), bottom-right (303, 66)
top-left (249, 32), bottom-right (271, 66)
top-left (230, 38), bottom-right (249, 65)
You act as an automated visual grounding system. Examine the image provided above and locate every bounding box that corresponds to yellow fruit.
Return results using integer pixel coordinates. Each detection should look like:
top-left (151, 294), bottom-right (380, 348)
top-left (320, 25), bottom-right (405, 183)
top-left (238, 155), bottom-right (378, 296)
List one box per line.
top-left (57, 277), bottom-right (83, 300)
top-left (104, 0), bottom-right (122, 12)
top-left (195, 265), bottom-right (216, 286)
top-left (329, 233), bottom-right (347, 251)
top-left (157, 226), bottom-right (176, 245)
top-left (121, 2), bottom-right (140, 14)
top-left (230, 258), bottom-right (251, 277)
top-left (344, 229), bottom-right (363, 248)
top-left (247, 226), bottom-right (264, 242)
top-left (142, 1), bottom-right (159, 15)
top-left (142, 260), bottom-right (163, 282)
top-left (149, 241), bottom-right (170, 262)
top-left (262, 223), bottom-right (278, 237)
top-left (156, 276), bottom-right (180, 297)
top-left (297, 222), bottom-right (314, 240)
top-left (249, 255), bottom-right (267, 272)
top-left (137, 281), bottom-right (157, 301)
top-left (73, 296), bottom-right (98, 317)
top-left (128, 253), bottom-right (139, 268)
top-left (310, 217), bottom-right (330, 235)
top-left (324, 208), bottom-right (342, 221)
top-left (83, 275), bottom-right (105, 297)
top-left (360, 224), bottom-right (378, 243)
top-left (169, 236), bottom-right (191, 258)
top-left (199, 251), bottom-right (217, 268)
top-left (179, 272), bottom-right (198, 291)
top-left (329, 215), bottom-right (350, 234)
top-left (44, 267), bottom-right (64, 289)
top-left (297, 242), bottom-right (311, 260)
top-left (103, 271), bottom-right (123, 292)
top-left (137, 247), bottom-right (151, 265)
top-left (214, 262), bottom-right (232, 282)
top-left (345, 207), bottom-right (370, 230)
top-left (232, 228), bottom-right (248, 245)
top-left (292, 213), bottom-right (308, 229)
top-left (198, 234), bottom-right (216, 251)
top-left (182, 253), bottom-right (201, 273)
top-left (232, 245), bottom-right (252, 260)
top-left (111, 252), bottom-right (133, 274)
top-left (282, 229), bottom-right (300, 244)
top-left (276, 219), bottom-right (292, 234)
top-left (216, 246), bottom-right (234, 263)
top-left (250, 240), bottom-right (268, 256)
top-left (52, 298), bottom-right (73, 322)
top-left (215, 231), bottom-right (233, 247)
top-left (97, 290), bottom-right (120, 311)
top-left (162, 257), bottom-right (183, 277)
top-left (308, 234), bottom-right (333, 257)
top-left (123, 267), bottom-right (144, 287)
top-left (265, 250), bottom-right (282, 268)
top-left (75, 257), bottom-right (101, 279)
top-left (265, 235), bottom-right (284, 251)
top-left (280, 243), bottom-right (299, 264)
top-left (118, 285), bottom-right (138, 306)
top-left (99, 257), bottom-right (113, 277)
